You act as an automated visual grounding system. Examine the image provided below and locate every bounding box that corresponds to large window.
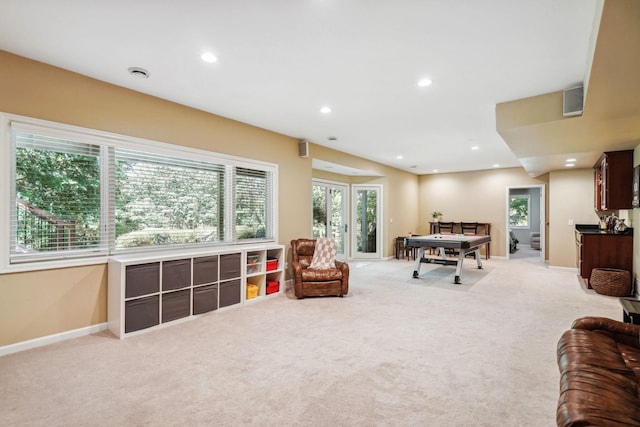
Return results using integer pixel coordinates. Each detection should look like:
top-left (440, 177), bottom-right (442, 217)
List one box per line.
top-left (3, 114), bottom-right (277, 271)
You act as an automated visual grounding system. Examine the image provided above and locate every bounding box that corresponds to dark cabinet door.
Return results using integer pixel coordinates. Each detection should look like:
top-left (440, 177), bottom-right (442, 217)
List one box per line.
top-left (581, 234), bottom-right (633, 288)
top-left (594, 150), bottom-right (633, 210)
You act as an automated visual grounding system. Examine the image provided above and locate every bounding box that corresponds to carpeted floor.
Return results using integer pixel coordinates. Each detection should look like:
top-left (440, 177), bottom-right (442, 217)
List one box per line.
top-left (0, 256), bottom-right (622, 426)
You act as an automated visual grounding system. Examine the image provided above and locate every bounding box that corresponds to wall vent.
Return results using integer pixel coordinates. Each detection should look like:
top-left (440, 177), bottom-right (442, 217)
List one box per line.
top-left (563, 85), bottom-right (583, 117)
top-left (298, 140), bottom-right (309, 158)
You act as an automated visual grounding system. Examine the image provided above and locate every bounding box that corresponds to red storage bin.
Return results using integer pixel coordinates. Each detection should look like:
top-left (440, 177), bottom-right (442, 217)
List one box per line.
top-left (266, 259), bottom-right (278, 271)
top-left (266, 280), bottom-right (279, 295)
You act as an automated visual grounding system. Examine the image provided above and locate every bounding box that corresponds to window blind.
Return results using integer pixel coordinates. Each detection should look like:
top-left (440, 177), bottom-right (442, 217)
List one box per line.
top-left (113, 147), bottom-right (226, 249)
top-left (12, 130), bottom-right (106, 262)
top-left (234, 167), bottom-right (272, 241)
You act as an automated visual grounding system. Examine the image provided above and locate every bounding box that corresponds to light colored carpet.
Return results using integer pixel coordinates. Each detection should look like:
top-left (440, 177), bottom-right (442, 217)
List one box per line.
top-left (510, 244), bottom-right (541, 262)
top-left (0, 257), bottom-right (622, 426)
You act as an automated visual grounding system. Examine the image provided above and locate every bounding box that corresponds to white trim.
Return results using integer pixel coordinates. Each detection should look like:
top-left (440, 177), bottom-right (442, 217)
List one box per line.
top-left (548, 265), bottom-right (578, 273)
top-left (0, 112), bottom-right (279, 273)
top-left (0, 322), bottom-right (108, 357)
top-left (0, 114), bottom-right (12, 273)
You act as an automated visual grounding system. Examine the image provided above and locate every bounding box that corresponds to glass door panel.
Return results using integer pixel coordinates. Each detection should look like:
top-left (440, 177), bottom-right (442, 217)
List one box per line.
top-left (352, 185), bottom-right (381, 258)
top-left (312, 181), bottom-right (347, 259)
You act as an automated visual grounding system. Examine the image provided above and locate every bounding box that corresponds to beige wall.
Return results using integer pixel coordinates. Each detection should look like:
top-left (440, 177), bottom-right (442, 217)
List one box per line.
top-left (0, 266), bottom-right (107, 345)
top-left (418, 168), bottom-right (547, 258)
top-left (0, 51), bottom-right (419, 346)
top-left (0, 50), bottom-right (607, 348)
top-left (548, 168), bottom-right (600, 268)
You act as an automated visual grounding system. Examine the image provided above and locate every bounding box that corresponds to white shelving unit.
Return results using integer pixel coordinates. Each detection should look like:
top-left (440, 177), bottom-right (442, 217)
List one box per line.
top-left (108, 243), bottom-right (284, 338)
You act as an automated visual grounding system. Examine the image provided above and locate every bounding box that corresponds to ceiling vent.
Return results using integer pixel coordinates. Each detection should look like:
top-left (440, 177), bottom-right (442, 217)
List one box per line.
top-left (563, 85), bottom-right (583, 117)
top-left (128, 67), bottom-right (150, 79)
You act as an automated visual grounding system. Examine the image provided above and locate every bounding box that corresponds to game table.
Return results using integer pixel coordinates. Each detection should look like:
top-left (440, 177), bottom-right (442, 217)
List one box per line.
top-left (405, 234), bottom-right (492, 284)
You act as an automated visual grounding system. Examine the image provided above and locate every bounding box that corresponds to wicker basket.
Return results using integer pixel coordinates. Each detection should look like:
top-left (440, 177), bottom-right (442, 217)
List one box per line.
top-left (590, 268), bottom-right (631, 296)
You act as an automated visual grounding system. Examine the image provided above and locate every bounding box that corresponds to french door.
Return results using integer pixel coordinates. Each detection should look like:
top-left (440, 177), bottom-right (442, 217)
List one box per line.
top-left (352, 184), bottom-right (382, 259)
top-left (312, 180), bottom-right (348, 259)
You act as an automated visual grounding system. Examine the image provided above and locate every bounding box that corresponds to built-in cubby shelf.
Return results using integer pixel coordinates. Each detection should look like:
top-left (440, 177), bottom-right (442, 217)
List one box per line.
top-left (108, 243), bottom-right (284, 338)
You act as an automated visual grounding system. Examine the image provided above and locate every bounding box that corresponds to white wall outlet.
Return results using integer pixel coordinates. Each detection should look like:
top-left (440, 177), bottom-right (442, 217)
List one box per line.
top-left (568, 219), bottom-right (574, 226)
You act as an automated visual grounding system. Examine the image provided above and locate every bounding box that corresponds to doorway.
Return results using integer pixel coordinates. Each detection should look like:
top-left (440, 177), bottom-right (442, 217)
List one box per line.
top-left (506, 185), bottom-right (545, 262)
top-left (352, 184), bottom-right (382, 259)
top-left (312, 180), bottom-right (348, 259)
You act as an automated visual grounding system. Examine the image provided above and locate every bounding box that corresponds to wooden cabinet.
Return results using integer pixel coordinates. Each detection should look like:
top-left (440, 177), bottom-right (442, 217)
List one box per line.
top-left (575, 230), bottom-right (633, 288)
top-left (108, 244), bottom-right (284, 338)
top-left (594, 150), bottom-right (633, 211)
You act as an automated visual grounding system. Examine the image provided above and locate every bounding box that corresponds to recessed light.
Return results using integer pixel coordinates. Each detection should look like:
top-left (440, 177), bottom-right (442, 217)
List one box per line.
top-left (201, 52), bottom-right (218, 63)
top-left (433, 169), bottom-right (439, 173)
top-left (471, 146), bottom-right (479, 150)
top-left (493, 164), bottom-right (500, 168)
top-left (320, 106), bottom-right (332, 114)
top-left (396, 155), bottom-right (403, 160)
top-left (565, 163), bottom-right (575, 167)
top-left (417, 78), bottom-right (433, 87)
top-left (566, 158), bottom-right (576, 162)
top-left (128, 67), bottom-right (150, 78)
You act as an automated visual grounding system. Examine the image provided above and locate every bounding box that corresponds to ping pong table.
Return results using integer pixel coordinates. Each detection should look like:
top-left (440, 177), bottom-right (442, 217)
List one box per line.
top-left (405, 234), bottom-right (491, 284)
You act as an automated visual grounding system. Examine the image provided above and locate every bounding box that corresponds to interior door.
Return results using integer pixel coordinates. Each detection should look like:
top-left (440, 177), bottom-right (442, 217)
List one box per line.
top-left (352, 184), bottom-right (382, 259)
top-left (312, 181), bottom-right (348, 259)
top-left (506, 185), bottom-right (545, 262)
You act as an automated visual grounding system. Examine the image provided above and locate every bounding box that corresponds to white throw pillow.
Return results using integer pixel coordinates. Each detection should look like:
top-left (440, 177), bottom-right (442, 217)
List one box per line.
top-left (308, 238), bottom-right (337, 269)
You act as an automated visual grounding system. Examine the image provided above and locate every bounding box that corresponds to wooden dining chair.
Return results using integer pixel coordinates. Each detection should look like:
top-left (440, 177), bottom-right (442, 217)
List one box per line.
top-left (436, 222), bottom-right (455, 256)
top-left (461, 222), bottom-right (479, 235)
top-left (461, 222), bottom-right (481, 258)
top-left (437, 222), bottom-right (454, 234)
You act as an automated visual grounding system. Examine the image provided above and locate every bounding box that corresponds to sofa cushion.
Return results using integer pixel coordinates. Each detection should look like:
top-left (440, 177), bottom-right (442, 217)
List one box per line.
top-left (309, 238), bottom-right (337, 269)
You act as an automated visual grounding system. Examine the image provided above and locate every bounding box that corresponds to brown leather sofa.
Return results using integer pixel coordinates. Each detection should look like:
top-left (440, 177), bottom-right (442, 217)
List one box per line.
top-left (290, 238), bottom-right (349, 298)
top-left (556, 316), bottom-right (640, 427)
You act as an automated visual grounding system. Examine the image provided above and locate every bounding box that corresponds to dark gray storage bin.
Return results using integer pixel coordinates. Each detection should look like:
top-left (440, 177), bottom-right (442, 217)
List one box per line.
top-left (220, 253), bottom-right (241, 280)
top-left (125, 295), bottom-right (159, 333)
top-left (125, 263), bottom-right (160, 298)
top-left (162, 289), bottom-right (191, 323)
top-left (219, 279), bottom-right (241, 307)
top-left (193, 256), bottom-right (218, 285)
top-left (162, 259), bottom-right (191, 291)
top-left (193, 284), bottom-right (218, 315)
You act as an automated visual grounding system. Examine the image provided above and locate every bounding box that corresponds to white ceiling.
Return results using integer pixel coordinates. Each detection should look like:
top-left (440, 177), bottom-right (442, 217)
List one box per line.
top-left (0, 0), bottom-right (598, 175)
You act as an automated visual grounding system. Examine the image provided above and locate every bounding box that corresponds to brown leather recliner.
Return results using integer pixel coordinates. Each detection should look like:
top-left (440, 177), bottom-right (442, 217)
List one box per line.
top-left (290, 238), bottom-right (349, 298)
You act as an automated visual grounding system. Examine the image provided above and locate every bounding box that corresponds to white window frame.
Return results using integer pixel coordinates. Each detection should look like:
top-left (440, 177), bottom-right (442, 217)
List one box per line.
top-left (0, 113), bottom-right (278, 273)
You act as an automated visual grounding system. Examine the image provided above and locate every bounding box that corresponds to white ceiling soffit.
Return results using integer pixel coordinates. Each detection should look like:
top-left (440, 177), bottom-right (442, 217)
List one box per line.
top-left (0, 0), bottom-right (598, 175)
top-left (312, 159), bottom-right (382, 177)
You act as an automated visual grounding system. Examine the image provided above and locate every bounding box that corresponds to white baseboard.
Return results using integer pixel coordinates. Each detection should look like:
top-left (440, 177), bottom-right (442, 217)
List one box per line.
top-left (548, 265), bottom-right (579, 273)
top-left (0, 322), bottom-right (108, 357)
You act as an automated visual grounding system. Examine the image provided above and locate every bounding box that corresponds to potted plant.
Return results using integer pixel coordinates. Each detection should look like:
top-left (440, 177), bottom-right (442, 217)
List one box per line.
top-left (431, 211), bottom-right (442, 223)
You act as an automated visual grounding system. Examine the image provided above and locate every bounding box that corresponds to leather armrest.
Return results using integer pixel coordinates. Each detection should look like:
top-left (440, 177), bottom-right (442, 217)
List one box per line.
top-left (571, 316), bottom-right (640, 347)
top-left (291, 261), bottom-right (303, 283)
top-left (335, 260), bottom-right (349, 293)
top-left (335, 260), bottom-right (349, 274)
